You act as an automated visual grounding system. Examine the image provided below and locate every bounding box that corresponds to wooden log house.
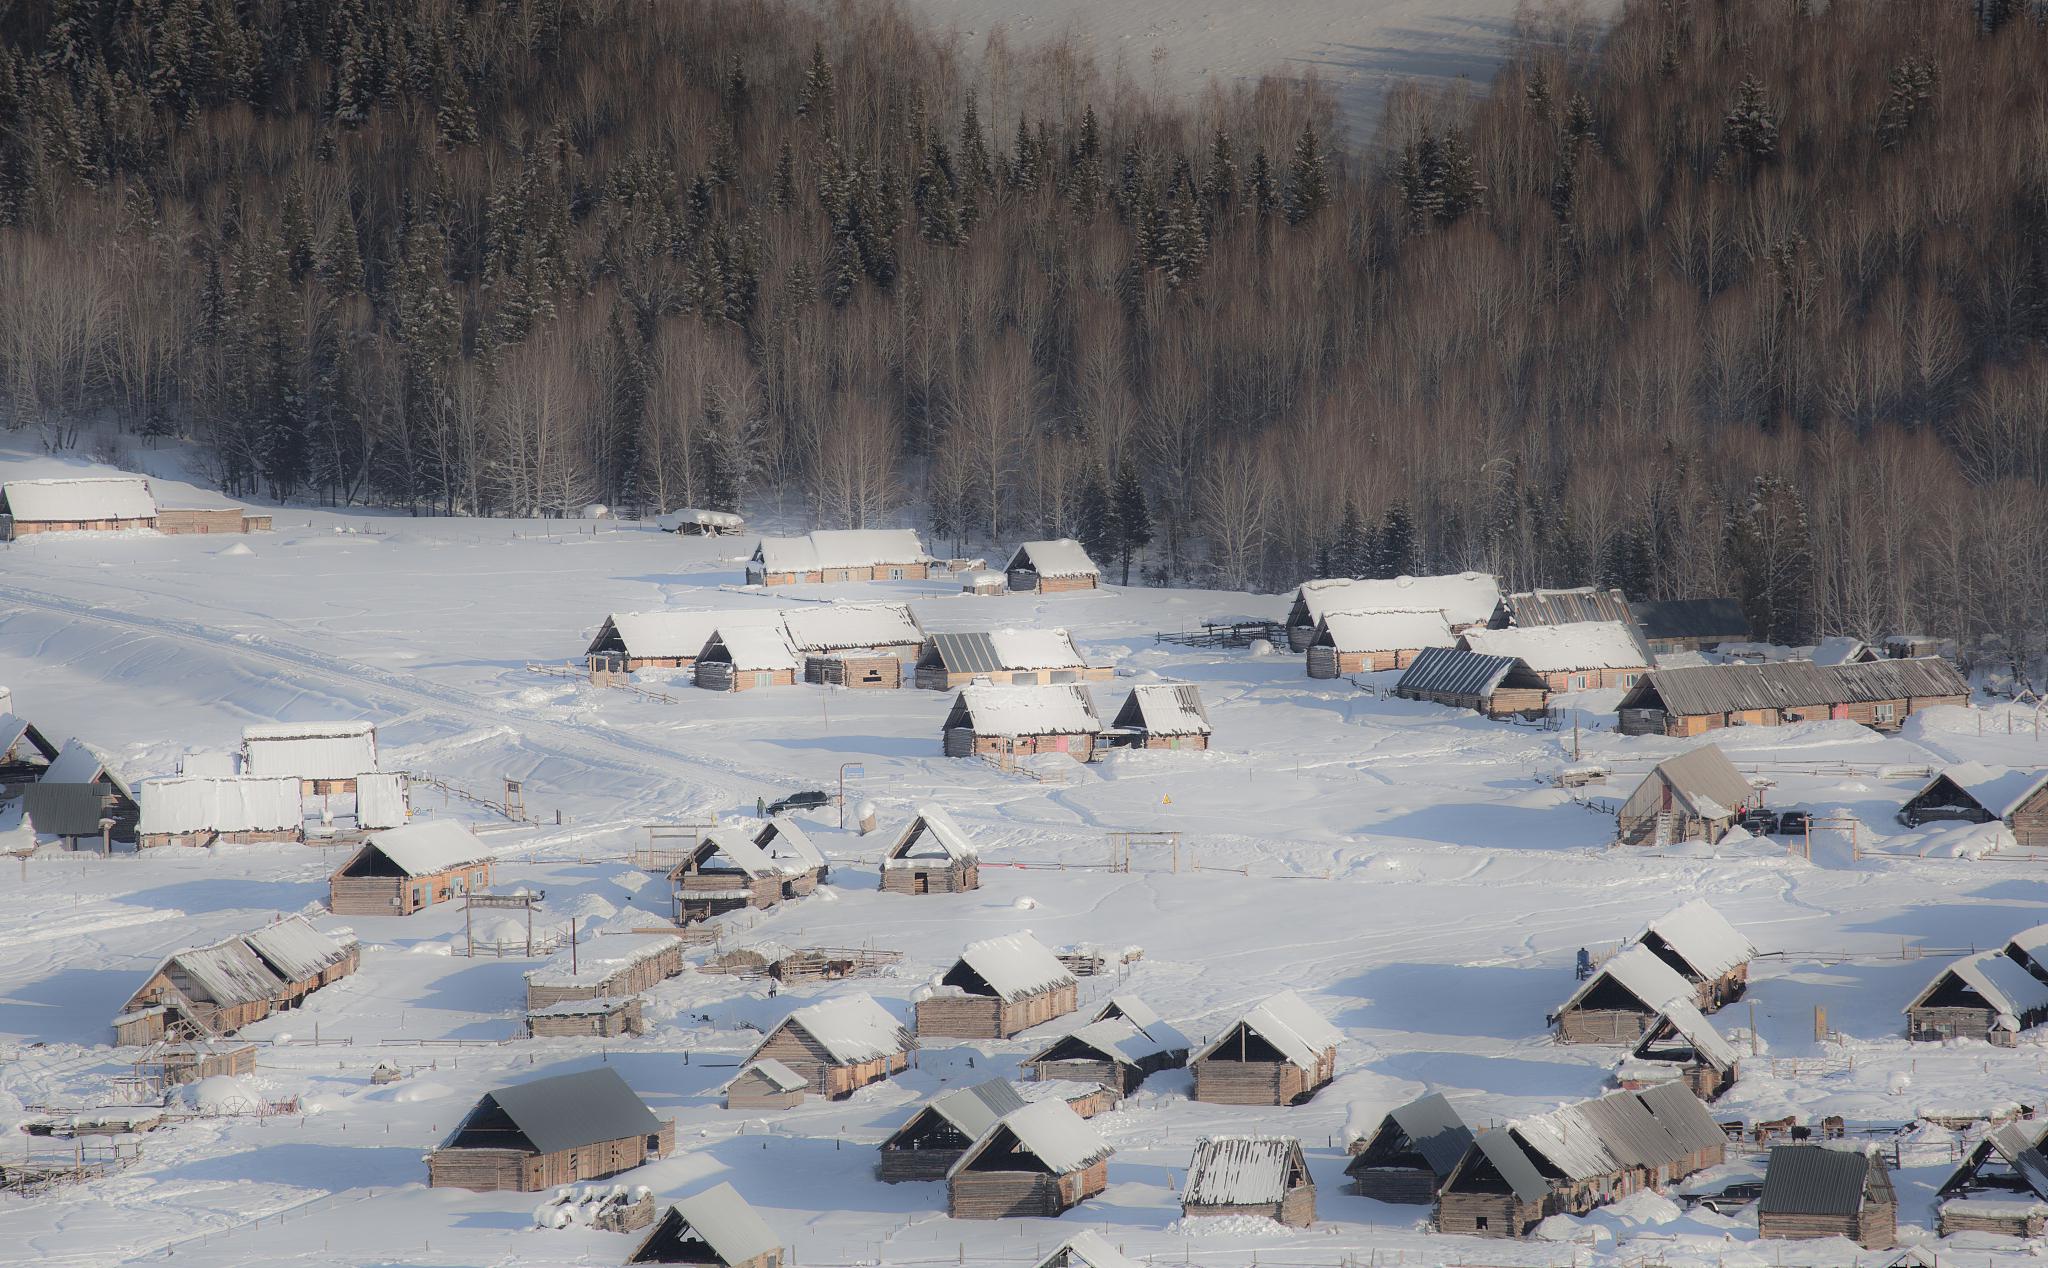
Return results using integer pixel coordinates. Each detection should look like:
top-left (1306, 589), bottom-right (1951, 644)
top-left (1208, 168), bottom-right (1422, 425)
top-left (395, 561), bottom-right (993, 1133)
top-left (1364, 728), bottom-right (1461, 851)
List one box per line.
top-left (1107, 684), bottom-right (1213, 750)
top-left (1022, 994), bottom-right (1190, 1095)
top-left (240, 721), bottom-right (377, 796)
top-left (1304, 609), bottom-right (1455, 677)
top-left (1634, 899), bottom-right (1755, 1011)
top-left (915, 629), bottom-right (1110, 691)
top-left (135, 776), bottom-right (304, 849)
top-left (525, 996), bottom-right (642, 1038)
top-left (784, 603), bottom-right (924, 691)
top-left (114, 916), bottom-right (357, 1045)
top-left (328, 821), bottom-right (494, 917)
top-left (1899, 765), bottom-right (2048, 848)
top-left (1905, 950), bottom-right (2048, 1045)
top-left (1029, 1232), bottom-right (1145, 1268)
top-left (1615, 747), bottom-right (1758, 846)
top-left (880, 806), bottom-right (979, 894)
top-left (669, 829), bottom-right (788, 922)
top-left (942, 683), bottom-right (1103, 762)
top-left (1757, 1145), bottom-right (1897, 1250)
top-left (744, 993), bottom-right (913, 1097)
top-left (523, 934), bottom-right (687, 1009)
top-left (428, 1068), bottom-right (674, 1192)
top-left (1345, 1093), bottom-right (1474, 1204)
top-left (878, 1079), bottom-right (1027, 1182)
top-left (627, 1182), bottom-right (783, 1266)
top-left (946, 1099), bottom-right (1113, 1220)
top-left (1459, 621), bottom-right (1651, 692)
top-left (916, 931), bottom-right (1079, 1039)
top-left (1392, 646), bottom-right (1551, 720)
top-left (585, 609), bottom-right (784, 673)
top-left (1182, 1136), bottom-right (1316, 1227)
top-left (722, 1059), bottom-right (808, 1111)
top-left (0, 711), bottom-right (59, 792)
top-left (1005, 540), bottom-right (1102, 592)
top-left (746, 529), bottom-right (931, 586)
top-left (1552, 944), bottom-right (1698, 1044)
top-left (1190, 991), bottom-right (1342, 1106)
top-left (1616, 998), bottom-right (1740, 1101)
top-left (0, 476), bottom-right (159, 537)
top-left (694, 624), bottom-right (801, 692)
top-left (1285, 573), bottom-right (1504, 651)
top-left (21, 739), bottom-right (141, 844)
top-left (752, 816), bottom-right (828, 896)
top-left (1616, 658), bottom-right (1971, 737)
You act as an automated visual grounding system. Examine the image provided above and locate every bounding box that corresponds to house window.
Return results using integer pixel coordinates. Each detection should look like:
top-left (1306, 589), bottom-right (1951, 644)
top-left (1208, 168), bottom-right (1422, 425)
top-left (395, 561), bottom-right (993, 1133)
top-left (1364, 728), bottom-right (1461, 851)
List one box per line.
top-left (410, 885), bottom-right (424, 906)
top-left (1569, 674), bottom-right (1588, 690)
top-left (1622, 674), bottom-right (1640, 687)
top-left (1475, 1216), bottom-right (1489, 1231)
top-left (646, 1134), bottom-right (661, 1151)
top-left (1875, 702), bottom-right (1896, 723)
top-left (885, 568), bottom-right (903, 580)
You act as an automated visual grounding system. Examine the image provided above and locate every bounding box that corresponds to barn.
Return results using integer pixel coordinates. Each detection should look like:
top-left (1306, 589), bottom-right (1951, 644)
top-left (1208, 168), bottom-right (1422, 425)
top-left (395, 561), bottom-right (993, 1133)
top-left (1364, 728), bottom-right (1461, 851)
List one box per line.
top-left (694, 625), bottom-right (801, 691)
top-left (1345, 1092), bottom-right (1473, 1204)
top-left (1905, 950), bottom-right (2048, 1045)
top-left (114, 917), bottom-right (356, 1044)
top-left (136, 776), bottom-right (304, 849)
top-left (878, 1079), bottom-right (1026, 1182)
top-left (1181, 1136), bottom-right (1315, 1226)
top-left (1552, 944), bottom-right (1698, 1044)
top-left (747, 530), bottom-right (930, 585)
top-left (1190, 991), bottom-right (1342, 1106)
top-left (1899, 765), bottom-right (2048, 848)
top-left (1496, 587), bottom-right (1635, 628)
top-left (880, 806), bottom-right (979, 894)
top-left (1305, 610), bottom-right (1454, 676)
top-left (721, 1059), bottom-right (808, 1111)
top-left (946, 1099), bottom-right (1113, 1220)
top-left (523, 934), bottom-right (687, 1010)
top-left (1616, 659), bottom-right (1971, 737)
top-left (1458, 621), bottom-right (1651, 692)
top-left (1629, 597), bottom-right (1751, 654)
top-left (0, 712), bottom-right (59, 790)
top-left (1757, 1145), bottom-right (1897, 1250)
top-left (942, 684), bottom-right (1103, 762)
top-left (21, 739), bottom-right (140, 845)
top-left (1285, 573), bottom-right (1503, 651)
top-left (1393, 646), bottom-right (1551, 720)
top-left (744, 993), bottom-right (914, 1097)
top-left (585, 609), bottom-right (784, 672)
top-left (241, 721), bottom-right (377, 795)
top-left (0, 476), bottom-right (157, 537)
top-left (1617, 998), bottom-right (1740, 1100)
top-left (627, 1183), bottom-right (783, 1266)
top-left (1109, 685), bottom-right (1212, 750)
top-left (754, 816), bottom-right (828, 894)
top-left (914, 629), bottom-right (1108, 691)
top-left (670, 829), bottom-right (788, 921)
top-left (1635, 899), bottom-right (1755, 1010)
top-left (427, 1067), bottom-right (674, 1192)
top-left (328, 820), bottom-right (494, 917)
top-left (916, 931), bottom-right (1079, 1039)
top-left (1005, 540), bottom-right (1102, 593)
top-left (1029, 1232), bottom-right (1145, 1268)
top-left (1615, 747), bottom-right (1757, 846)
top-left (1021, 994), bottom-right (1189, 1095)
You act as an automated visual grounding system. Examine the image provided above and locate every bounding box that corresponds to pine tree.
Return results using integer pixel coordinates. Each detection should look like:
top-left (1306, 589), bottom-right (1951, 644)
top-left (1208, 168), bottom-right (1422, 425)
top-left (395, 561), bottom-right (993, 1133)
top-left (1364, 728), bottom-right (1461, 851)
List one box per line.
top-left (1725, 474), bottom-right (1813, 645)
top-left (771, 143), bottom-right (797, 212)
top-left (1245, 149), bottom-right (1278, 218)
top-left (1372, 503), bottom-right (1416, 578)
top-left (1199, 127), bottom-right (1237, 214)
top-left (722, 53), bottom-right (750, 120)
top-left (1076, 472), bottom-right (1115, 565)
top-left (1722, 76), bottom-right (1780, 164)
top-left (1282, 121), bottom-right (1327, 226)
top-left (1111, 461), bottom-right (1151, 585)
top-left (1332, 498), bottom-right (1370, 577)
top-left (795, 43), bottom-right (834, 128)
top-left (436, 73), bottom-right (479, 149)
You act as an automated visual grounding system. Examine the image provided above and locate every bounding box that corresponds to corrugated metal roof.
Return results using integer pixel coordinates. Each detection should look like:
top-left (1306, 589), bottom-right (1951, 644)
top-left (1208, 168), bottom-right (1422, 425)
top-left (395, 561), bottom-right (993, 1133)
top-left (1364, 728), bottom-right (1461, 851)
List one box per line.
top-left (1644, 748), bottom-right (1754, 821)
top-left (1395, 645), bottom-right (1544, 699)
top-left (241, 916), bottom-right (352, 983)
top-left (1634, 1081), bottom-right (1728, 1155)
top-left (1759, 1144), bottom-right (1876, 1217)
top-left (662, 1182), bottom-right (781, 1264)
top-left (1113, 684), bottom-right (1212, 736)
top-left (473, 1067), bottom-right (661, 1156)
top-left (22, 782), bottom-right (119, 836)
top-left (952, 931), bottom-right (1076, 1002)
top-left (1506, 587), bottom-right (1635, 627)
top-left (1387, 1093), bottom-right (1475, 1177)
top-left (1, 477), bottom-right (156, 522)
top-left (1007, 540), bottom-right (1101, 578)
top-left (1466, 1127), bottom-right (1551, 1204)
top-left (925, 629), bottom-right (1089, 673)
top-left (884, 806), bottom-right (978, 864)
top-left (1183, 1136), bottom-right (1305, 1206)
top-left (1631, 597), bottom-right (1751, 642)
top-left (1621, 658), bottom-right (1969, 718)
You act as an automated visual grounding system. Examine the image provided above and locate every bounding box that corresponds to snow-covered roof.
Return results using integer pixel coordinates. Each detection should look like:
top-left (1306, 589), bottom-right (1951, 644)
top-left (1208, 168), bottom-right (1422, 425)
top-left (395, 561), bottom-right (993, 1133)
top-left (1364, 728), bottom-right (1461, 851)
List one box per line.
top-left (761, 993), bottom-right (912, 1065)
top-left (1006, 540), bottom-right (1101, 578)
top-left (1559, 944), bottom-right (1698, 1016)
top-left (780, 602), bottom-right (923, 653)
top-left (43, 739), bottom-right (126, 792)
top-left (722, 1059), bottom-right (808, 1094)
top-left (1041, 996), bottom-right (1189, 1065)
top-left (755, 817), bottom-right (826, 871)
top-left (693, 828), bottom-right (785, 878)
top-left (912, 1079), bottom-right (1027, 1143)
top-left (1907, 950), bottom-right (2048, 1018)
top-left (0, 713), bottom-right (55, 763)
top-left (525, 934), bottom-right (678, 989)
top-left (753, 529), bottom-right (929, 573)
top-left (138, 776), bottom-right (303, 836)
top-left (1195, 991), bottom-right (1343, 1069)
top-left (1643, 900), bottom-right (1755, 981)
top-left (949, 684), bottom-right (1101, 737)
top-left (594, 609), bottom-right (783, 659)
top-left (925, 628), bottom-right (1090, 673)
top-left (242, 916), bottom-right (353, 983)
top-left (704, 623), bottom-right (800, 671)
top-left (1293, 573), bottom-right (1502, 628)
top-left (1112, 684), bottom-right (1211, 736)
top-left (241, 722), bottom-right (377, 782)
top-left (358, 821), bottom-right (493, 877)
top-left (1810, 635), bottom-right (1876, 666)
top-left (1910, 764), bottom-right (2048, 820)
top-left (951, 932), bottom-right (1076, 1002)
top-left (2, 477), bottom-right (156, 522)
top-left (1315, 609), bottom-right (1456, 654)
top-left (1643, 746), bottom-right (1754, 821)
top-left (951, 1099), bottom-right (1112, 1178)
top-left (1634, 998), bottom-right (1740, 1072)
top-left (663, 1182), bottom-right (781, 1264)
top-left (153, 936), bottom-right (287, 1009)
top-left (1183, 1136), bottom-right (1305, 1207)
top-left (655, 507), bottom-right (745, 530)
top-left (884, 806), bottom-right (978, 864)
top-left (1461, 621), bottom-right (1649, 672)
top-left (1031, 1231), bottom-right (1146, 1268)
top-left (355, 772), bottom-right (409, 831)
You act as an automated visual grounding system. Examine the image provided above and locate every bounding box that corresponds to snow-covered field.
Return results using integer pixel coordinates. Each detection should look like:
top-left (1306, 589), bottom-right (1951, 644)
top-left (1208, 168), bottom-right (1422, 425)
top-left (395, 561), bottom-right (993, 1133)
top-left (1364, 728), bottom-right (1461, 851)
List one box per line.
top-left (5, 448), bottom-right (2048, 1266)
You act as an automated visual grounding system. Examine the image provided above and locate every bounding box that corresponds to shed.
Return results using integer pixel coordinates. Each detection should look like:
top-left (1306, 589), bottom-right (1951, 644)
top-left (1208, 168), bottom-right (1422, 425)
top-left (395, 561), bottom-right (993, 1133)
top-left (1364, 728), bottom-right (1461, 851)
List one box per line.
top-left (1553, 944), bottom-right (1698, 1044)
top-left (0, 477), bottom-right (157, 537)
top-left (354, 771), bottom-right (410, 830)
top-left (1022, 994), bottom-right (1190, 1095)
top-left (946, 1099), bottom-right (1113, 1220)
top-left (525, 996), bottom-right (643, 1039)
top-left (523, 934), bottom-right (687, 1009)
top-left (1182, 1136), bottom-right (1315, 1226)
top-left (1637, 899), bottom-right (1754, 1009)
top-left (670, 829), bottom-right (786, 921)
top-left (328, 821), bottom-right (494, 916)
top-left (1459, 621), bottom-right (1651, 692)
top-left (917, 931), bottom-right (1079, 1039)
top-left (722, 1059), bottom-right (809, 1111)
top-left (1029, 1231), bottom-right (1145, 1268)
top-left (1616, 658), bottom-right (1970, 737)
top-left (880, 806), bottom-right (979, 894)
top-left (1006, 540), bottom-right (1101, 592)
top-left (1900, 765), bottom-right (2048, 848)
top-left (745, 993), bottom-right (913, 1097)
top-left (655, 507), bottom-right (747, 536)
top-left (1629, 597), bottom-right (1751, 654)
top-left (1109, 685), bottom-right (1211, 750)
top-left (1498, 587), bottom-right (1635, 629)
top-left (943, 684), bottom-right (1102, 762)
top-left (1616, 747), bottom-right (1757, 846)
top-left (586, 609), bottom-right (784, 672)
top-left (1757, 1145), bottom-right (1897, 1250)
top-left (115, 936), bottom-right (287, 1042)
top-left (23, 739), bottom-right (140, 842)
top-left (1345, 1092), bottom-right (1473, 1204)
top-left (0, 712), bottom-right (59, 787)
top-left (695, 625), bottom-right (800, 692)
top-left (1937, 1118), bottom-right (2048, 1201)
top-left (628, 1182), bottom-right (783, 1266)
top-left (961, 571), bottom-right (1008, 596)
top-left (1904, 950), bottom-right (2048, 1045)
top-left (1811, 636), bottom-right (1881, 666)
top-left (747, 529), bottom-right (930, 585)
top-left (1393, 646), bottom-right (1550, 720)
top-left (915, 629), bottom-right (1108, 690)
top-left (427, 1067), bottom-right (674, 1192)
top-left (1190, 990), bottom-right (1342, 1105)
top-left (1618, 998), bottom-right (1740, 1100)
top-left (753, 816), bottom-right (827, 895)
top-left (1306, 610), bottom-right (1454, 677)
top-left (136, 776), bottom-right (304, 849)
top-left (1286, 573), bottom-right (1503, 649)
top-left (241, 721), bottom-right (377, 794)
top-left (878, 1079), bottom-right (1027, 1182)
top-left (781, 603), bottom-right (924, 661)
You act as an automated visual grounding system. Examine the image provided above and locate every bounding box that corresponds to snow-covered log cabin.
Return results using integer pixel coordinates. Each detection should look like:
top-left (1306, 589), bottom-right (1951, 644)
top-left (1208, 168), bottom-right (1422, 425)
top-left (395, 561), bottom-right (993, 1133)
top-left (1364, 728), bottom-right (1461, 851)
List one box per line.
top-left (114, 916), bottom-right (356, 1044)
top-left (1393, 646), bottom-right (1551, 720)
top-left (879, 806), bottom-right (979, 894)
top-left (914, 629), bottom-right (1109, 691)
top-left (1905, 950), bottom-right (2048, 1045)
top-left (668, 829), bottom-right (786, 922)
top-left (1189, 991), bottom-right (1342, 1105)
top-left (753, 816), bottom-right (827, 895)
top-left (942, 683), bottom-right (1103, 761)
top-left (1305, 609), bottom-right (1454, 676)
top-left (240, 721), bottom-right (377, 796)
top-left (627, 1183), bottom-right (783, 1266)
top-left (946, 1099), bottom-right (1113, 1220)
top-left (1615, 746), bottom-right (1757, 846)
top-left (878, 1079), bottom-right (1026, 1182)
top-left (1635, 899), bottom-right (1755, 1011)
top-left (1345, 1093), bottom-right (1473, 1204)
top-left (523, 933), bottom-right (687, 1009)
top-left (328, 821), bottom-right (494, 916)
top-left (721, 1060), bottom-right (808, 1111)
top-left (1615, 659), bottom-right (1970, 737)
top-left (427, 1067), bottom-right (674, 1192)
top-left (0, 477), bottom-right (157, 536)
top-left (525, 996), bottom-right (642, 1038)
top-left (1458, 621), bottom-right (1651, 692)
top-left (1285, 573), bottom-right (1503, 651)
top-left (1551, 944), bottom-right (1697, 1044)
top-left (1021, 994), bottom-right (1189, 1095)
top-left (1617, 999), bottom-right (1740, 1100)
top-left (744, 993), bottom-right (913, 1097)
top-left (694, 624), bottom-right (800, 691)
top-left (1181, 1136), bottom-right (1315, 1226)
top-left (136, 775), bottom-right (304, 849)
top-left (1899, 765), bottom-right (2048, 848)
top-left (1108, 684), bottom-right (1212, 750)
top-left (1005, 540), bottom-right (1101, 592)
top-left (916, 932), bottom-right (1079, 1039)
top-left (782, 602), bottom-right (924, 664)
top-left (1757, 1145), bottom-right (1897, 1250)
top-left (0, 711), bottom-right (59, 792)
top-left (746, 529), bottom-right (930, 586)
top-left (585, 609), bottom-right (783, 672)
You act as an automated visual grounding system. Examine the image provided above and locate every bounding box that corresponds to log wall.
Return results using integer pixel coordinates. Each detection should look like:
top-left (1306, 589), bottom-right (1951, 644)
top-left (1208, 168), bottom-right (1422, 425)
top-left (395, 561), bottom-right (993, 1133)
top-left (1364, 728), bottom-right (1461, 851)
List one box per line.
top-left (1350, 1167), bottom-right (1439, 1204)
top-left (947, 1160), bottom-right (1106, 1219)
top-left (880, 862), bottom-right (977, 893)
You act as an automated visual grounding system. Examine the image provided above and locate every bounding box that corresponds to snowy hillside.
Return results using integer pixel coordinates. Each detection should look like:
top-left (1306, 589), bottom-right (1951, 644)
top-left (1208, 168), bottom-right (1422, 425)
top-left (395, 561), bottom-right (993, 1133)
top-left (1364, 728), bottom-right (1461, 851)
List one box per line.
top-left (4, 467), bottom-right (2048, 1265)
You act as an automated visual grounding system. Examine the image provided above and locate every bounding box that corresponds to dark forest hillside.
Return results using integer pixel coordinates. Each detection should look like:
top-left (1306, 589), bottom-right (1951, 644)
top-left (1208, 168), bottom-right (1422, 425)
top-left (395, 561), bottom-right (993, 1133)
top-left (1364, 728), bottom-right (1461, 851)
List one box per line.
top-left (2, 0), bottom-right (2047, 665)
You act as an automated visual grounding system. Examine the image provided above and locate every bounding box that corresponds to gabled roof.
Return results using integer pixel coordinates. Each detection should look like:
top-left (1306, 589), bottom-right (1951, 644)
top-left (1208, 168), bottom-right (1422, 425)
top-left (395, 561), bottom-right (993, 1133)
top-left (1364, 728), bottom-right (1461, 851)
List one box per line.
top-left (1112, 684), bottom-right (1211, 736)
top-left (1642, 747), bottom-right (1754, 820)
top-left (1959, 1120), bottom-right (2048, 1199)
top-left (458, 1067), bottom-right (661, 1156)
top-left (1907, 764), bottom-right (2048, 821)
top-left (1633, 1081), bottom-right (1730, 1155)
top-left (1632, 999), bottom-right (1740, 1073)
top-left (754, 816), bottom-right (826, 871)
top-left (1194, 990), bottom-right (1343, 1069)
top-left (1558, 944), bottom-right (1697, 1017)
top-left (884, 805), bottom-right (978, 864)
top-left (1007, 539), bottom-right (1100, 578)
top-left (355, 820), bottom-right (493, 877)
top-left (892, 1079), bottom-right (1027, 1145)
top-left (0, 713), bottom-right (58, 763)
top-left (1030, 1231), bottom-right (1146, 1268)
top-left (722, 1059), bottom-right (808, 1094)
top-left (949, 1098), bottom-right (1112, 1178)
top-left (1034, 1016), bottom-right (1187, 1067)
top-left (780, 602), bottom-right (924, 653)
top-left (145, 936), bottom-right (287, 1010)
top-left (1905, 950), bottom-right (2048, 1020)
top-left (1759, 1144), bottom-right (1879, 1217)
top-left (949, 932), bottom-right (1075, 1002)
top-left (947, 684), bottom-right (1101, 737)
top-left (1618, 658), bottom-right (1970, 717)
top-left (1630, 597), bottom-right (1750, 642)
top-left (1462, 1126), bottom-right (1551, 1204)
top-left (137, 776), bottom-right (303, 836)
top-left (688, 827), bottom-right (785, 878)
top-left (1810, 635), bottom-right (1878, 666)
top-left (1368, 1093), bottom-right (1474, 1177)
top-left (653, 1182), bottom-right (780, 1265)
top-left (755, 993), bottom-right (912, 1066)
top-left (1642, 899), bottom-right (1755, 980)
top-left (524, 933), bottom-right (679, 989)
top-left (1504, 587), bottom-right (1635, 627)
top-left (241, 721), bottom-right (377, 782)
top-left (1394, 645), bottom-right (1546, 698)
top-left (1, 476), bottom-right (156, 522)
top-left (924, 629), bottom-right (1089, 673)
top-left (590, 608), bottom-right (784, 659)
top-left (1313, 609), bottom-right (1454, 655)
top-left (1462, 621), bottom-right (1650, 672)
top-left (753, 529), bottom-right (928, 572)
top-left (703, 623), bottom-right (800, 671)
top-left (1292, 573), bottom-right (1502, 628)
top-left (1184, 1136), bottom-right (1307, 1207)
top-left (241, 916), bottom-right (352, 983)
top-left (42, 739), bottom-right (132, 797)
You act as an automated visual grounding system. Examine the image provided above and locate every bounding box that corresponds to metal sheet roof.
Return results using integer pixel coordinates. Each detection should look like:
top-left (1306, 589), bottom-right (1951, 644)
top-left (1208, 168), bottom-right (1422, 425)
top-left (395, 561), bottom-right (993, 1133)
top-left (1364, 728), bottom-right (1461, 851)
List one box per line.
top-left (1386, 1093), bottom-right (1475, 1177)
top-left (1641, 748), bottom-right (1755, 822)
top-left (165, 937), bottom-right (287, 1008)
top-left (1621, 657), bottom-right (1969, 717)
top-left (474, 1067), bottom-right (661, 1156)
top-left (241, 916), bottom-right (352, 983)
top-left (1395, 645), bottom-right (1545, 698)
top-left (1466, 1127), bottom-right (1551, 1204)
top-left (924, 629), bottom-right (1088, 674)
top-left (1112, 684), bottom-right (1212, 736)
top-left (1183, 1136), bottom-right (1305, 1207)
top-left (1630, 597), bottom-right (1751, 642)
top-left (22, 782), bottom-right (120, 836)
top-left (1759, 1144), bottom-right (1876, 1217)
top-left (664, 1182), bottom-right (781, 1264)
top-left (1634, 1081), bottom-right (1729, 1155)
top-left (1505, 587), bottom-right (1635, 627)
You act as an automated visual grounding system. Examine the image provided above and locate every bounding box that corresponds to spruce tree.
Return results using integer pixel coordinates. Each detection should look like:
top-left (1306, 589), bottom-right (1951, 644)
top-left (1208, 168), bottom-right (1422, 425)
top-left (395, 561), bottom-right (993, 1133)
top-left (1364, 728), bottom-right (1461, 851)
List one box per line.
top-left (1111, 461), bottom-right (1151, 585)
top-left (1373, 503), bottom-right (1416, 578)
top-left (771, 143), bottom-right (797, 212)
top-left (1200, 127), bottom-right (1236, 214)
top-left (1076, 472), bottom-right (1115, 566)
top-left (1722, 76), bottom-right (1780, 164)
top-left (795, 43), bottom-right (834, 128)
top-left (1332, 498), bottom-right (1369, 577)
top-left (1245, 149), bottom-right (1278, 218)
top-left (1282, 121), bottom-right (1327, 225)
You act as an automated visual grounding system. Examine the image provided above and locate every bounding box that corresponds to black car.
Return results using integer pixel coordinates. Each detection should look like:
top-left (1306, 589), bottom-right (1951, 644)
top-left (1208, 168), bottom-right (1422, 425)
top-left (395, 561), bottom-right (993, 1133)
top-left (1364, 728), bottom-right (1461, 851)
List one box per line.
top-left (1738, 808), bottom-right (1778, 834)
top-left (764, 789), bottom-right (830, 816)
top-left (1689, 1181), bottom-right (1764, 1214)
top-left (1776, 809), bottom-right (1811, 834)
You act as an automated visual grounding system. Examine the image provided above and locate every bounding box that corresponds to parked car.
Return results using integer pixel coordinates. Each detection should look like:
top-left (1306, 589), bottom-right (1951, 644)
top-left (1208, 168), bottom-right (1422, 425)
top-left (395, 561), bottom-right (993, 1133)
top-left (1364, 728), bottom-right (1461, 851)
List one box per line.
top-left (1687, 1181), bottom-right (1764, 1215)
top-left (764, 789), bottom-right (830, 816)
